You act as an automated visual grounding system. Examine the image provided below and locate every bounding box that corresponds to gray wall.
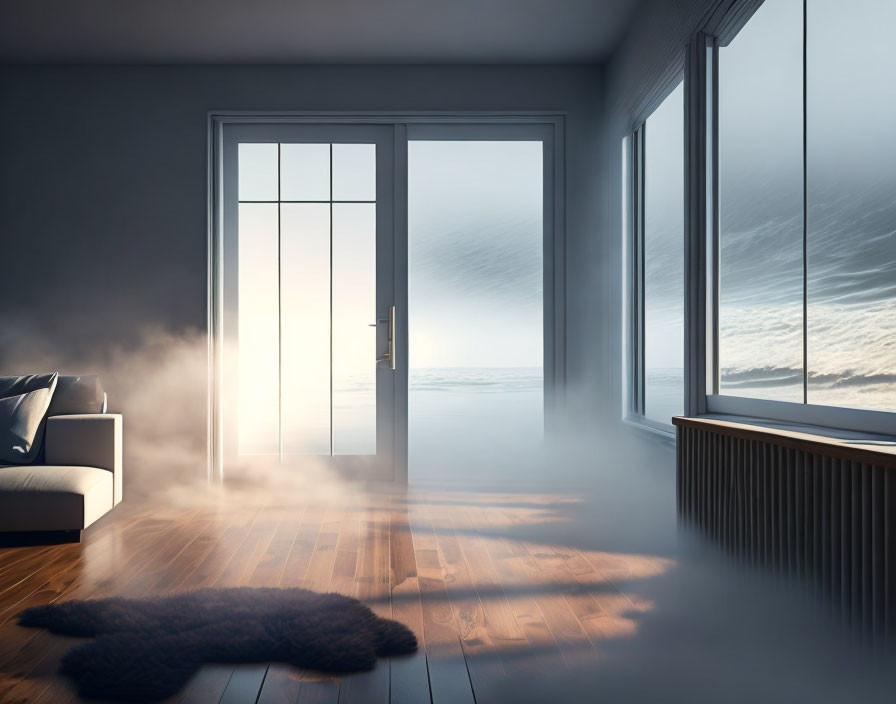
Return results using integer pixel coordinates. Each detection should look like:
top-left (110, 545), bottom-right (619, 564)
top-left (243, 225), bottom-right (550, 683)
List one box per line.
top-left (598, 0), bottom-right (724, 426)
top-left (0, 64), bottom-right (603, 477)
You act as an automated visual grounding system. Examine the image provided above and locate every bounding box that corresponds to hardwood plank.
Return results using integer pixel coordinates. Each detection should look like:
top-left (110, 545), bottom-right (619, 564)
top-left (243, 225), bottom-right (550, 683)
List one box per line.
top-left (249, 513), bottom-right (306, 588)
top-left (219, 664), bottom-right (269, 704)
top-left (338, 509), bottom-right (390, 704)
top-left (407, 504), bottom-right (475, 704)
top-left (176, 516), bottom-right (261, 591)
top-left (429, 507), bottom-right (506, 703)
top-left (0, 488), bottom-right (648, 703)
top-left (0, 511), bottom-right (195, 663)
top-left (257, 663), bottom-right (303, 704)
top-left (301, 512), bottom-right (341, 593)
top-left (0, 544), bottom-right (70, 595)
top-left (450, 508), bottom-right (527, 644)
top-left (0, 514), bottom-right (155, 622)
top-left (1, 510), bottom-right (214, 702)
top-left (510, 536), bottom-right (596, 668)
top-left (328, 507), bottom-right (360, 597)
top-left (279, 508), bottom-right (325, 589)
top-left (472, 504), bottom-right (563, 676)
top-left (215, 519), bottom-right (280, 587)
top-left (174, 665), bottom-right (236, 704)
top-left (297, 679), bottom-right (340, 704)
top-left (388, 510), bottom-right (431, 704)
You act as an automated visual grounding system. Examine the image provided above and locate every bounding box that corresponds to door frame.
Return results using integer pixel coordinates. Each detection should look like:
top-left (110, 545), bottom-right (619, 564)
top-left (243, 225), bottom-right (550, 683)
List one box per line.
top-left (208, 112), bottom-right (566, 484)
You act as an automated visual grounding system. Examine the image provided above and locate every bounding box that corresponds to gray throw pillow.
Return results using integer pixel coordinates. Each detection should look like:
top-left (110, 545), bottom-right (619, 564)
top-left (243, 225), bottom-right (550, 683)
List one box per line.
top-left (48, 375), bottom-right (106, 415)
top-left (0, 373), bottom-right (59, 399)
top-left (0, 373), bottom-right (58, 464)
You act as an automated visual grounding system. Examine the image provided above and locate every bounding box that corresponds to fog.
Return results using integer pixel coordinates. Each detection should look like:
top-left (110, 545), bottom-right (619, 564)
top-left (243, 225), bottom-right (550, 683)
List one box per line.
top-left (402, 387), bottom-right (896, 703)
top-left (3, 317), bottom-right (896, 701)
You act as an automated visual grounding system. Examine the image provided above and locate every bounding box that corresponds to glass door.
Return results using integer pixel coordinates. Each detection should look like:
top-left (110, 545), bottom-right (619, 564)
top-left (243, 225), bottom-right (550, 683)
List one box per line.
top-left (219, 124), bottom-right (400, 480)
top-left (406, 135), bottom-right (548, 483)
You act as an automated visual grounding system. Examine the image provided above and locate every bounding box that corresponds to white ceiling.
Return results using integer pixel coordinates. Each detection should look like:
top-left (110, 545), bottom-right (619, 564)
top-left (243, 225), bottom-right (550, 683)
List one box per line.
top-left (0, 0), bottom-right (642, 65)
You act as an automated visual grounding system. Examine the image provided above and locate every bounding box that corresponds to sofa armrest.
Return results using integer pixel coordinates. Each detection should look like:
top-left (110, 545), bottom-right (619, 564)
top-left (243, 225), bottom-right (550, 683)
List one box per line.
top-left (45, 414), bottom-right (123, 505)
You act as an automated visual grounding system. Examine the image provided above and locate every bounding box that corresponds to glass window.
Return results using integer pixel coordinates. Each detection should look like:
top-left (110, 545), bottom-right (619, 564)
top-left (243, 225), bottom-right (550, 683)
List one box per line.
top-left (642, 82), bottom-right (685, 424)
top-left (237, 142), bottom-right (378, 458)
top-left (408, 141), bottom-right (543, 469)
top-left (331, 203), bottom-right (377, 454)
top-left (237, 203), bottom-right (280, 454)
top-left (238, 143), bottom-right (278, 201)
top-left (806, 0), bottom-right (896, 412)
top-left (712, 0), bottom-right (895, 416)
top-left (332, 144), bottom-right (376, 201)
top-left (717, 0), bottom-right (804, 402)
top-left (280, 144), bottom-right (330, 201)
top-left (280, 203), bottom-right (331, 455)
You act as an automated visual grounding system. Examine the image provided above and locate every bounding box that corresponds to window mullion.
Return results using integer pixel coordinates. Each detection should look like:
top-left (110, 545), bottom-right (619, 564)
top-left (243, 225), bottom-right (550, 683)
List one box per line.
top-left (801, 0), bottom-right (808, 405)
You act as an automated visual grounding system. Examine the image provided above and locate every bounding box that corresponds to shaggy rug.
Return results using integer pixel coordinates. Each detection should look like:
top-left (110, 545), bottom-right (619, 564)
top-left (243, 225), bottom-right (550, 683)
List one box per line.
top-left (18, 587), bottom-right (418, 702)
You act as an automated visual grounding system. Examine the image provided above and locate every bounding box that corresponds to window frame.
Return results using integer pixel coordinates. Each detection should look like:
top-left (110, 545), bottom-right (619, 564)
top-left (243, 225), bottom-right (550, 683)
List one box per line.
top-left (625, 79), bottom-right (686, 436)
top-left (688, 2), bottom-right (896, 436)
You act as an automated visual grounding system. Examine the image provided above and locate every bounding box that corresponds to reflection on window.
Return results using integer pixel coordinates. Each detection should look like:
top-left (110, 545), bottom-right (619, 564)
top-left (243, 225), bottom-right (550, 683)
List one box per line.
top-left (806, 0), bottom-right (896, 412)
top-left (715, 0), bottom-right (895, 414)
top-left (643, 82), bottom-right (685, 424)
top-left (718, 0), bottom-right (804, 402)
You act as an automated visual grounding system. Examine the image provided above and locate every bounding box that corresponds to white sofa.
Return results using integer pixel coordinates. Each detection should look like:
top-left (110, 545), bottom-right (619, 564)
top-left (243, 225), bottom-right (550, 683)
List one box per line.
top-left (0, 375), bottom-right (122, 541)
top-left (0, 414), bottom-right (122, 535)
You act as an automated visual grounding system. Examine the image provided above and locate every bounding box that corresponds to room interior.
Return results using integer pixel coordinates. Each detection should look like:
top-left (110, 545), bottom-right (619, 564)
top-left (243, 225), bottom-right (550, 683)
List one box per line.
top-left (0, 0), bottom-right (894, 702)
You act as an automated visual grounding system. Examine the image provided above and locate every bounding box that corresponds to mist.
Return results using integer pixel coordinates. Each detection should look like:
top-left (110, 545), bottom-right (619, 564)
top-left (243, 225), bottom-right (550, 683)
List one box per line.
top-left (402, 385), bottom-right (896, 703)
top-left (2, 311), bottom-right (894, 702)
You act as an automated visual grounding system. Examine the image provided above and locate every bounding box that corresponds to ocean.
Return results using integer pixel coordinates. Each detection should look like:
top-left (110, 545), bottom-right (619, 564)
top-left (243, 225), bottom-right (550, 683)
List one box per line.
top-left (408, 366), bottom-right (544, 479)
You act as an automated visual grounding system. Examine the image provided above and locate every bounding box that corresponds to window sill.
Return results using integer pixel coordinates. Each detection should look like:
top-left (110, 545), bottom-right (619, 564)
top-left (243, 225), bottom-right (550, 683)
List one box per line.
top-left (622, 415), bottom-right (676, 445)
top-left (672, 414), bottom-right (896, 469)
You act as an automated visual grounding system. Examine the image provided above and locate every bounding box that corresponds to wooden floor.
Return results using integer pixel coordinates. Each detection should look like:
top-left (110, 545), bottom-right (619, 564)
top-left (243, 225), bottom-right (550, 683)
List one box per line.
top-left (0, 486), bottom-right (673, 704)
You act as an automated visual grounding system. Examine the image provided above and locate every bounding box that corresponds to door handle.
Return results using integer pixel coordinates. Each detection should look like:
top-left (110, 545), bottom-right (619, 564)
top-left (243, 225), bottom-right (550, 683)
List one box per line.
top-left (375, 306), bottom-right (396, 370)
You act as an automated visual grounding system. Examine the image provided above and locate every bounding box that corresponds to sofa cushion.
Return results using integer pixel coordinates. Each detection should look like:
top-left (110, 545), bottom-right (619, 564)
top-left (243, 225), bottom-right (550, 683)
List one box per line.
top-left (0, 465), bottom-right (114, 531)
top-left (0, 373), bottom-right (58, 464)
top-left (48, 375), bottom-right (107, 416)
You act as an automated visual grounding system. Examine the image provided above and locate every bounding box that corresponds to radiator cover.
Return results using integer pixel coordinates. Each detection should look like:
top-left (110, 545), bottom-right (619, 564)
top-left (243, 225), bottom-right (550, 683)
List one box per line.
top-left (675, 419), bottom-right (896, 638)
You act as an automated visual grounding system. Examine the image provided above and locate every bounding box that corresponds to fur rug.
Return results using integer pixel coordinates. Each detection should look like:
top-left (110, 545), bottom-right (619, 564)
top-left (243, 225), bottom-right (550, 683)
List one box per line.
top-left (18, 587), bottom-right (418, 702)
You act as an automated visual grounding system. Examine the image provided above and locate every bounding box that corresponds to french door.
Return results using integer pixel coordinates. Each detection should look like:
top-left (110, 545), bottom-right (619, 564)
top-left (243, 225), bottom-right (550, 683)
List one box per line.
top-left (213, 118), bottom-right (560, 484)
top-left (218, 124), bottom-right (403, 480)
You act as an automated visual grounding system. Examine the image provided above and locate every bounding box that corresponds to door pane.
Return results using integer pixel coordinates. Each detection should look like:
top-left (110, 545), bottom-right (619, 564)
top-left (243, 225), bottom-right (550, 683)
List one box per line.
top-left (236, 139), bottom-right (382, 459)
top-left (332, 144), bottom-right (376, 201)
top-left (643, 82), bottom-right (684, 423)
top-left (239, 143), bottom-right (278, 201)
top-left (807, 0), bottom-right (896, 411)
top-left (238, 203), bottom-right (280, 454)
top-left (332, 204), bottom-right (377, 455)
top-left (280, 204), bottom-right (331, 456)
top-left (280, 144), bottom-right (330, 201)
top-left (718, 0), bottom-right (804, 402)
top-left (408, 141), bottom-right (543, 476)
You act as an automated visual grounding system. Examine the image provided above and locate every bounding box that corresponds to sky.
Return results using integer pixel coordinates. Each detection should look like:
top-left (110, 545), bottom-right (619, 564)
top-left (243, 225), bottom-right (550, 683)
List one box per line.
top-left (408, 140), bottom-right (543, 370)
top-left (643, 0), bottom-right (895, 413)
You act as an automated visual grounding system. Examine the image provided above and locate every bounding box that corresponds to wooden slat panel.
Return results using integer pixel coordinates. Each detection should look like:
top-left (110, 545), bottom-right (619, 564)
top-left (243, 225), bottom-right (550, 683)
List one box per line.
top-left (677, 423), bottom-right (895, 638)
